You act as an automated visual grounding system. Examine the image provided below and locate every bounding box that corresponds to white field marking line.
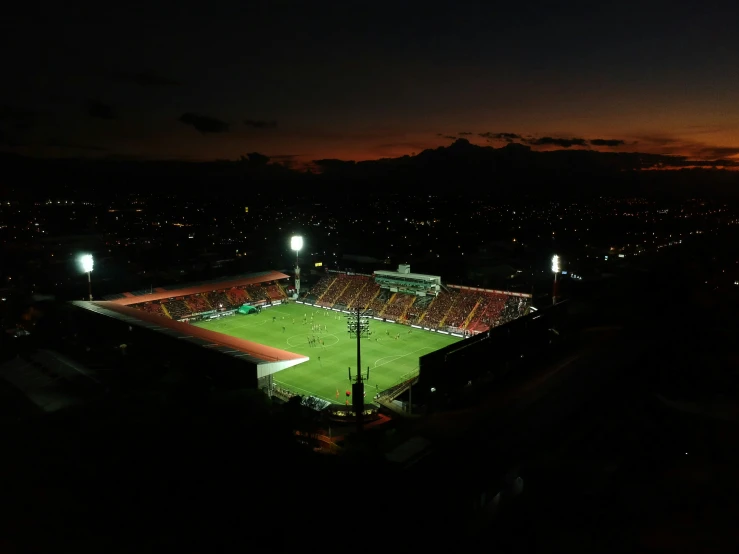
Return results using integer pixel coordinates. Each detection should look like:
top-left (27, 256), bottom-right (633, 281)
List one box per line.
top-left (373, 346), bottom-right (435, 369)
top-left (197, 317), bottom-right (268, 331)
top-left (273, 380), bottom-right (334, 404)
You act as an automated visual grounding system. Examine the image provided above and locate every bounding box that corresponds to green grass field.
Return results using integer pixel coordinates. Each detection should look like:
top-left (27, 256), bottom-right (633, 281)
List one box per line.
top-left (193, 303), bottom-right (460, 403)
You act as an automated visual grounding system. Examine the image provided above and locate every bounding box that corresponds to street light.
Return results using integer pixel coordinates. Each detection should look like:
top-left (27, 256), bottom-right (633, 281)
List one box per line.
top-left (291, 236), bottom-right (303, 297)
top-left (79, 254), bottom-right (94, 301)
top-left (551, 254), bottom-right (560, 305)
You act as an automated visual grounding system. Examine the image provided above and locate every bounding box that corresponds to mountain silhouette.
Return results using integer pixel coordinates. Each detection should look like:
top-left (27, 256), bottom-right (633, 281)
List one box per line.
top-left (1, 139), bottom-right (738, 200)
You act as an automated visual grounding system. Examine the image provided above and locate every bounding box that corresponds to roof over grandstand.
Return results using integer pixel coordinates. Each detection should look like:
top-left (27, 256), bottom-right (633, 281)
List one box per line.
top-left (104, 270), bottom-right (289, 306)
top-left (374, 270), bottom-right (440, 281)
top-left (71, 300), bottom-right (308, 374)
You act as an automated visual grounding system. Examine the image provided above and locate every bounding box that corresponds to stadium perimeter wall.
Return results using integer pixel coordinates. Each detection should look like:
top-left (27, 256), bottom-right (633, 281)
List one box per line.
top-left (417, 301), bottom-right (569, 403)
top-left (70, 303), bottom-right (260, 389)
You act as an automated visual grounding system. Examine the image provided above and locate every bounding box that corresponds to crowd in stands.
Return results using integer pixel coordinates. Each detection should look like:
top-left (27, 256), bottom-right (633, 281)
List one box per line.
top-left (368, 289), bottom-right (390, 314)
top-left (381, 293), bottom-right (415, 320)
top-left (467, 291), bottom-right (510, 332)
top-left (265, 284), bottom-right (285, 300)
top-left (351, 282), bottom-right (380, 310)
top-left (206, 291), bottom-right (235, 310)
top-left (336, 276), bottom-right (369, 308)
top-left (186, 294), bottom-right (212, 314)
top-left (247, 285), bottom-right (270, 302)
top-left (228, 287), bottom-right (250, 305)
top-left (421, 291), bottom-right (457, 327)
top-left (405, 296), bottom-right (433, 325)
top-left (320, 274), bottom-right (353, 306)
top-left (161, 299), bottom-right (191, 319)
top-left (136, 302), bottom-right (166, 316)
top-left (309, 275), bottom-right (335, 302)
top-left (499, 296), bottom-right (529, 324)
top-left (443, 290), bottom-right (480, 329)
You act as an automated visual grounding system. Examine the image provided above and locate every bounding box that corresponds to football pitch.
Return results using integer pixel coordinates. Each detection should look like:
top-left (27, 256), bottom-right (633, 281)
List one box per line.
top-left (193, 303), bottom-right (460, 403)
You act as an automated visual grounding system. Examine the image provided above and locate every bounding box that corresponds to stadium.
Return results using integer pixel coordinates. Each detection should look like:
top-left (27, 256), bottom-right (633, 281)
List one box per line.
top-left (70, 261), bottom-right (547, 418)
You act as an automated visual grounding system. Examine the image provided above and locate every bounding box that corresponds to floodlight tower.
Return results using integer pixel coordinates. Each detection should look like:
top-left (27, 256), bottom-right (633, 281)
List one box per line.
top-left (346, 307), bottom-right (370, 433)
top-left (290, 236), bottom-right (303, 297)
top-left (79, 254), bottom-right (94, 301)
top-left (551, 254), bottom-right (560, 305)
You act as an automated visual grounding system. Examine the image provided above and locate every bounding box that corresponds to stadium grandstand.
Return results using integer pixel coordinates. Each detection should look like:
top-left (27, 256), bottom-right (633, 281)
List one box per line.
top-left (301, 267), bottom-right (531, 333)
top-left (70, 271), bottom-right (304, 387)
top-left (101, 270), bottom-right (289, 321)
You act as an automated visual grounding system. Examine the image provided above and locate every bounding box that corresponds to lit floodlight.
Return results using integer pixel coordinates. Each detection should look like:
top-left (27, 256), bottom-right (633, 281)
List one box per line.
top-left (290, 236), bottom-right (303, 252)
top-left (551, 255), bottom-right (560, 273)
top-left (80, 254), bottom-right (94, 273)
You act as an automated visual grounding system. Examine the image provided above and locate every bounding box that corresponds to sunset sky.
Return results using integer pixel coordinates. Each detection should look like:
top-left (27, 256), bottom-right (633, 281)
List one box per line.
top-left (2, 0), bottom-right (738, 167)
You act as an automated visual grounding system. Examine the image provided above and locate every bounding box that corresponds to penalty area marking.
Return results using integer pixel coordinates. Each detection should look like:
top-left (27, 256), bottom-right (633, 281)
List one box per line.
top-left (286, 333), bottom-right (340, 348)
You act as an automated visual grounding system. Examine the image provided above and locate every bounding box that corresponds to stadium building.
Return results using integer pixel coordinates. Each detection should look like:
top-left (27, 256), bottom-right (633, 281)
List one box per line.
top-left (68, 265), bottom-right (549, 414)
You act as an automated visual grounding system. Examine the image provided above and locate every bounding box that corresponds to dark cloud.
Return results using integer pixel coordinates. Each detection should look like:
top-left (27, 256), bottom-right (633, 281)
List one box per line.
top-left (267, 154), bottom-right (301, 169)
top-left (696, 146), bottom-right (739, 159)
top-left (636, 135), bottom-right (681, 146)
top-left (243, 119), bottom-right (277, 129)
top-left (478, 132), bottom-right (522, 142)
top-left (442, 135), bottom-right (457, 140)
top-left (119, 71), bottom-right (182, 87)
top-left (179, 113), bottom-right (229, 134)
top-left (86, 100), bottom-right (116, 120)
top-left (589, 138), bottom-right (626, 147)
top-left (524, 136), bottom-right (588, 148)
top-left (458, 131), bottom-right (474, 136)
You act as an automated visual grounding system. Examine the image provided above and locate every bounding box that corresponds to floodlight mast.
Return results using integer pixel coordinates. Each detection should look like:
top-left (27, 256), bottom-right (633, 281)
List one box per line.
top-left (290, 236), bottom-right (303, 297)
top-left (80, 254), bottom-right (94, 301)
top-left (551, 255), bottom-right (560, 305)
top-left (347, 306), bottom-right (367, 433)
